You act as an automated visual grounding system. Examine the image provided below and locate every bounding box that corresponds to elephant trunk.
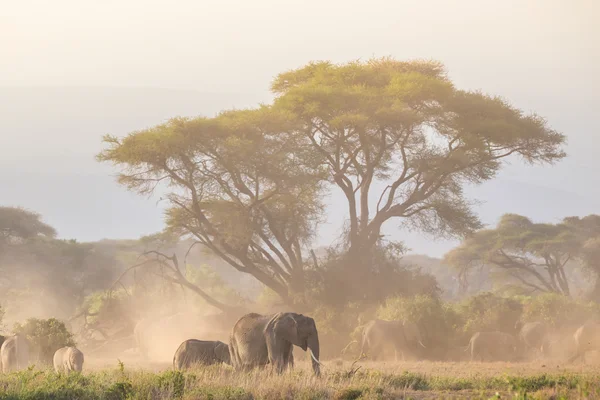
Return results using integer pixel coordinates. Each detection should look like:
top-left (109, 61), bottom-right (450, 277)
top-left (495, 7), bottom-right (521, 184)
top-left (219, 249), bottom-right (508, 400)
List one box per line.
top-left (307, 333), bottom-right (321, 376)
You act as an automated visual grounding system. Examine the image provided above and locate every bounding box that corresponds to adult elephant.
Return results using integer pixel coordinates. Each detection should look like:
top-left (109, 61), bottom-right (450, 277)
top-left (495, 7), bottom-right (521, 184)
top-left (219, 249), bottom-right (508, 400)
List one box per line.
top-left (53, 346), bottom-right (84, 373)
top-left (466, 331), bottom-right (518, 362)
top-left (1, 334), bottom-right (30, 372)
top-left (173, 339), bottom-right (230, 370)
top-left (569, 320), bottom-right (600, 363)
top-left (516, 321), bottom-right (549, 357)
top-left (360, 319), bottom-right (426, 361)
top-left (229, 312), bottom-right (321, 376)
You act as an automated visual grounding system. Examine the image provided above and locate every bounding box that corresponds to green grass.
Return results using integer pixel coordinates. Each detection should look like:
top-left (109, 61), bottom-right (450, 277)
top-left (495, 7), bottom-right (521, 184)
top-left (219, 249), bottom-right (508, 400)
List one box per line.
top-left (1, 362), bottom-right (599, 400)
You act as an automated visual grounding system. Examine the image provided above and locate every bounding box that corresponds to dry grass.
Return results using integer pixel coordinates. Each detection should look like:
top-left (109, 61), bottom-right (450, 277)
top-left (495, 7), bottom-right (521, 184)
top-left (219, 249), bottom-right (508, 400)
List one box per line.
top-left (1, 359), bottom-right (600, 399)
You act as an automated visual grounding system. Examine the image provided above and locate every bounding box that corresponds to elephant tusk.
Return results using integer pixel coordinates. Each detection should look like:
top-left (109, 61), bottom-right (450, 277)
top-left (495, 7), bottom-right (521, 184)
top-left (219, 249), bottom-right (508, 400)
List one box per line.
top-left (309, 348), bottom-right (324, 367)
top-left (341, 340), bottom-right (358, 354)
top-left (419, 341), bottom-right (426, 348)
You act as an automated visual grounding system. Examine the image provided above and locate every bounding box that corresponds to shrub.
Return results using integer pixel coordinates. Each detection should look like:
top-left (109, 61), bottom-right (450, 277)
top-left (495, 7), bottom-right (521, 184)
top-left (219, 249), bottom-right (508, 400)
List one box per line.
top-left (376, 295), bottom-right (459, 358)
top-left (13, 318), bottom-right (75, 365)
top-left (311, 302), bottom-right (376, 358)
top-left (520, 293), bottom-right (600, 330)
top-left (451, 292), bottom-right (522, 342)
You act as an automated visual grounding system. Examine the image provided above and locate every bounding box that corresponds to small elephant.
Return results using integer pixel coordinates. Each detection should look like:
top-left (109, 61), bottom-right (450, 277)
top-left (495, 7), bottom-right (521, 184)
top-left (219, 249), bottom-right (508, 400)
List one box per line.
top-left (360, 319), bottom-right (425, 361)
top-left (229, 312), bottom-right (321, 376)
top-left (1, 334), bottom-right (30, 372)
top-left (173, 339), bottom-right (230, 370)
top-left (466, 331), bottom-right (518, 362)
top-left (53, 346), bottom-right (84, 373)
top-left (569, 320), bottom-right (600, 363)
top-left (516, 321), bottom-right (549, 357)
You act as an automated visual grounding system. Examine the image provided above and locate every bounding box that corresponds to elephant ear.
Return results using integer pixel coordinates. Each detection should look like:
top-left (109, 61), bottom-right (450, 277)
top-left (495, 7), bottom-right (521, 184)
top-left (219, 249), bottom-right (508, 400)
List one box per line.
top-left (265, 313), bottom-right (299, 346)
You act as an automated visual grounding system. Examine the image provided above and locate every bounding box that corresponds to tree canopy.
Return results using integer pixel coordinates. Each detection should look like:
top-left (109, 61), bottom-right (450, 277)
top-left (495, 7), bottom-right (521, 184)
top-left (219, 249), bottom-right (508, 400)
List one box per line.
top-left (271, 59), bottom-right (564, 252)
top-left (98, 108), bottom-right (324, 302)
top-left (0, 207), bottom-right (56, 245)
top-left (445, 214), bottom-right (600, 297)
top-left (99, 57), bottom-right (566, 303)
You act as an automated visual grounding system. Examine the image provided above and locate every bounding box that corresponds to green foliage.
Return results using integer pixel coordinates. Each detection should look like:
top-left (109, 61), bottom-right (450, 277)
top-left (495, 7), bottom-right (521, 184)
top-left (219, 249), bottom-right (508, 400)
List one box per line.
top-left (453, 292), bottom-right (522, 341)
top-left (273, 57), bottom-right (564, 262)
top-left (0, 365), bottom-right (595, 399)
top-left (520, 293), bottom-right (600, 329)
top-left (308, 244), bottom-right (441, 308)
top-left (99, 57), bottom-right (566, 303)
top-left (0, 206), bottom-right (56, 244)
top-left (13, 318), bottom-right (75, 365)
top-left (445, 214), bottom-right (600, 297)
top-left (98, 106), bottom-right (325, 302)
top-left (377, 295), bottom-right (459, 354)
top-left (185, 264), bottom-right (245, 307)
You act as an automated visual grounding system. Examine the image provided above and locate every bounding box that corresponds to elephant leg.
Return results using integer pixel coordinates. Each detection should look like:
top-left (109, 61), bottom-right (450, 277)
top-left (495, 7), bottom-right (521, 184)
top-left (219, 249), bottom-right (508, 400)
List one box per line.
top-left (360, 336), bottom-right (369, 359)
top-left (283, 344), bottom-right (294, 372)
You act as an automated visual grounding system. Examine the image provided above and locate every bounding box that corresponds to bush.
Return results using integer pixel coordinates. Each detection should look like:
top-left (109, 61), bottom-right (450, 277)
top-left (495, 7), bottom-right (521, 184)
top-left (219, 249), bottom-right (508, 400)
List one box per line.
top-left (376, 295), bottom-right (459, 358)
top-left (311, 302), bottom-right (376, 359)
top-left (520, 293), bottom-right (600, 331)
top-left (453, 292), bottom-right (523, 341)
top-left (13, 318), bottom-right (75, 365)
top-left (306, 245), bottom-right (441, 309)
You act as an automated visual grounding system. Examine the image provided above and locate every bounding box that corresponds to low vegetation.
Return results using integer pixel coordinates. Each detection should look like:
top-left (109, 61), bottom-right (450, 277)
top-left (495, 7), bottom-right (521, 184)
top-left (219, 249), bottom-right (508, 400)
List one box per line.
top-left (1, 362), bottom-right (600, 400)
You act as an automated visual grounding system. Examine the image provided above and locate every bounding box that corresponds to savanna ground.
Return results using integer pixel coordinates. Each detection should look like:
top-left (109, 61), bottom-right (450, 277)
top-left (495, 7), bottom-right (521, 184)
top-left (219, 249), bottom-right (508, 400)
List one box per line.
top-left (2, 359), bottom-right (600, 400)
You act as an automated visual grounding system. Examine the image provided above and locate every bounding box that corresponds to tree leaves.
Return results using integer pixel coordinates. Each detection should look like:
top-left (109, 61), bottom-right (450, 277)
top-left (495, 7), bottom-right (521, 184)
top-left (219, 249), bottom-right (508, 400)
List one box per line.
top-left (445, 214), bottom-right (600, 297)
top-left (100, 57), bottom-right (567, 302)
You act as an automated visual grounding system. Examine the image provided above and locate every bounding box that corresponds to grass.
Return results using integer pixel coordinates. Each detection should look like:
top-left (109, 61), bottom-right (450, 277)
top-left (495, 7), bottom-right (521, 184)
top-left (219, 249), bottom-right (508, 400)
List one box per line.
top-left (1, 360), bottom-right (600, 399)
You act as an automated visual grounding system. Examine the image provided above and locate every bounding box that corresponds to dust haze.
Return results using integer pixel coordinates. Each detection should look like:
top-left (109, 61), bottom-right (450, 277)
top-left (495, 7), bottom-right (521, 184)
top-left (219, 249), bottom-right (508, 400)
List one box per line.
top-left (1, 2), bottom-right (599, 398)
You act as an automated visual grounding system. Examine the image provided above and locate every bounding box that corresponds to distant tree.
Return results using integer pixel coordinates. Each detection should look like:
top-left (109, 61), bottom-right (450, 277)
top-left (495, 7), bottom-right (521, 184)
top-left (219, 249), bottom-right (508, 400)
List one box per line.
top-left (0, 207), bottom-right (117, 319)
top-left (98, 109), bottom-right (323, 303)
top-left (270, 58), bottom-right (566, 298)
top-left (0, 206), bottom-right (56, 246)
top-left (444, 214), bottom-right (600, 297)
top-left (564, 215), bottom-right (600, 300)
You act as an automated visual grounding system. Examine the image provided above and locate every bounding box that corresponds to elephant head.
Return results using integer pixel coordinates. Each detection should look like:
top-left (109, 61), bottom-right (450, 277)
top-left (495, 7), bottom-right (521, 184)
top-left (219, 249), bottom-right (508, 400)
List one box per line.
top-left (214, 342), bottom-right (231, 365)
top-left (265, 312), bottom-right (321, 376)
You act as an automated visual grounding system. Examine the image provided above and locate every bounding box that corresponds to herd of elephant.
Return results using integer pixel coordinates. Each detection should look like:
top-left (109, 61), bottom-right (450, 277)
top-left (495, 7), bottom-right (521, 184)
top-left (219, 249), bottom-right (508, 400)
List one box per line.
top-left (354, 318), bottom-right (600, 363)
top-left (0, 311), bottom-right (323, 376)
top-left (0, 335), bottom-right (84, 373)
top-left (2, 312), bottom-right (599, 375)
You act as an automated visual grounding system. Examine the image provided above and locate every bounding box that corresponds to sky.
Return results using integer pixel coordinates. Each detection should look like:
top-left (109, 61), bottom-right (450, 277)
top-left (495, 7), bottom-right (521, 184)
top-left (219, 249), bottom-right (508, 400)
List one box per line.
top-left (1, 0), bottom-right (599, 256)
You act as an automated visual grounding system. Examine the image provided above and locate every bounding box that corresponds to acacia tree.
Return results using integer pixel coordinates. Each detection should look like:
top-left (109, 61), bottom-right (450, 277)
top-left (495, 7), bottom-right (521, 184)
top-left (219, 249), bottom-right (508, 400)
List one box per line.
top-left (98, 108), bottom-right (324, 303)
top-left (444, 214), bottom-right (597, 296)
top-left (0, 207), bottom-right (56, 246)
top-left (99, 58), bottom-right (566, 303)
top-left (565, 215), bottom-right (600, 300)
top-left (271, 58), bottom-right (565, 280)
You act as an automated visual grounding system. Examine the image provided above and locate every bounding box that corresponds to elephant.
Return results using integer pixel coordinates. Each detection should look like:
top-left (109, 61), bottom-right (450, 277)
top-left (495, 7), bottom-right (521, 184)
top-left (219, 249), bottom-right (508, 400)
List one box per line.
top-left (360, 319), bottom-right (426, 361)
top-left (53, 346), bottom-right (84, 373)
top-left (173, 339), bottom-right (230, 370)
top-left (135, 312), bottom-right (237, 362)
top-left (568, 320), bottom-right (600, 363)
top-left (1, 334), bottom-right (30, 372)
top-left (229, 312), bottom-right (321, 376)
top-left (516, 321), bottom-right (549, 357)
top-left (466, 331), bottom-right (518, 362)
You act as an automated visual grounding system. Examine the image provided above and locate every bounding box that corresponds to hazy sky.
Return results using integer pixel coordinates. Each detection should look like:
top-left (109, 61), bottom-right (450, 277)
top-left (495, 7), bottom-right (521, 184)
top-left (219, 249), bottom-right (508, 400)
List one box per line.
top-left (1, 0), bottom-right (599, 254)
top-left (3, 0), bottom-right (597, 92)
